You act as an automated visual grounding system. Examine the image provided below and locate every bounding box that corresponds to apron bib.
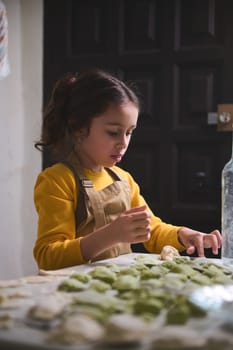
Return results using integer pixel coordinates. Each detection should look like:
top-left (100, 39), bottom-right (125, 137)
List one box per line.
top-left (64, 152), bottom-right (132, 261)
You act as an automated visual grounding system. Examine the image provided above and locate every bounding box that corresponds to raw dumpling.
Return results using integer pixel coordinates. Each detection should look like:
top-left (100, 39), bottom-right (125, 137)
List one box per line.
top-left (160, 245), bottom-right (180, 261)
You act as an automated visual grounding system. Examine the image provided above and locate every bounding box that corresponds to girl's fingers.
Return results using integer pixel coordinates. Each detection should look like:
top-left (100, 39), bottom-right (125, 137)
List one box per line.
top-left (133, 232), bottom-right (151, 243)
top-left (211, 229), bottom-right (222, 248)
top-left (186, 245), bottom-right (195, 255)
top-left (179, 228), bottom-right (222, 257)
top-left (185, 232), bottom-right (204, 257)
top-left (204, 232), bottom-right (219, 255)
top-left (133, 216), bottom-right (151, 226)
top-left (187, 231), bottom-right (221, 257)
top-left (125, 205), bottom-right (147, 214)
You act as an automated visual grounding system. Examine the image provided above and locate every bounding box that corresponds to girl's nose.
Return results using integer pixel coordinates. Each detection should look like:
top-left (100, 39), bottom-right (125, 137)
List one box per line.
top-left (117, 135), bottom-right (128, 148)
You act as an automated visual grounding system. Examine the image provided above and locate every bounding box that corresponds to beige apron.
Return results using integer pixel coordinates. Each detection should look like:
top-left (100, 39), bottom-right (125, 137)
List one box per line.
top-left (64, 152), bottom-right (132, 261)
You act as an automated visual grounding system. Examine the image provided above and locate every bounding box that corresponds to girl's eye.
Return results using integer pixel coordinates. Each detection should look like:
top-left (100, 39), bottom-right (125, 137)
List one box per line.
top-left (108, 131), bottom-right (118, 137)
top-left (107, 130), bottom-right (134, 137)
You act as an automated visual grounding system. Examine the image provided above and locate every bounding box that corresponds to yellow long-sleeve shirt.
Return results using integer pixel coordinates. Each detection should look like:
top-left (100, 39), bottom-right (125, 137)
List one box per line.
top-left (34, 163), bottom-right (184, 270)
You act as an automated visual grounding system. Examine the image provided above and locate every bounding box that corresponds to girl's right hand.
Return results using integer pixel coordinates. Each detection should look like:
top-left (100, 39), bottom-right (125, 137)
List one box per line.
top-left (110, 205), bottom-right (151, 244)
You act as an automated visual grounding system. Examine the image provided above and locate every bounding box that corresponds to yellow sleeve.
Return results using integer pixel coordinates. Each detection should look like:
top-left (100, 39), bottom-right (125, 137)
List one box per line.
top-left (33, 164), bottom-right (86, 270)
top-left (115, 167), bottom-right (185, 253)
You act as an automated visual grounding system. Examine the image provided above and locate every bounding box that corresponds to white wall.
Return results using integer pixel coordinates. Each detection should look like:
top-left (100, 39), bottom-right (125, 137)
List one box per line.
top-left (0, 0), bottom-right (42, 279)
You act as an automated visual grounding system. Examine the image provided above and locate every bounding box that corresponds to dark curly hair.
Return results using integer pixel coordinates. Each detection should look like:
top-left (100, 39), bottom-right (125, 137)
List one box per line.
top-left (35, 69), bottom-right (140, 155)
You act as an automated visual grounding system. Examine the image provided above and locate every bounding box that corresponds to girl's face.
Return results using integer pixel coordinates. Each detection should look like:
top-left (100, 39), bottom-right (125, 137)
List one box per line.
top-left (75, 102), bottom-right (138, 171)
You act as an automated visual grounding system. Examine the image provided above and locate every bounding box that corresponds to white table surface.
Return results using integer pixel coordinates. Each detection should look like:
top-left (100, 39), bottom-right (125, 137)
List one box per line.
top-left (0, 253), bottom-right (233, 350)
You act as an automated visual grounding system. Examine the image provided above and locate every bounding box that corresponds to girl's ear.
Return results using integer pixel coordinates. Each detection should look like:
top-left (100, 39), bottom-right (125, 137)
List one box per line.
top-left (73, 128), bottom-right (88, 144)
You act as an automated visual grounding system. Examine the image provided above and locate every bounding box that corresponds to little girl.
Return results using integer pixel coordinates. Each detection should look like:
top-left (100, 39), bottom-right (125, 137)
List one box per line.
top-left (34, 69), bottom-right (221, 270)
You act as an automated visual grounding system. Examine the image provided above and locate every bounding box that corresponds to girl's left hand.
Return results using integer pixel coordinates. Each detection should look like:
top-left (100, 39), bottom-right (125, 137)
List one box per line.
top-left (178, 227), bottom-right (222, 257)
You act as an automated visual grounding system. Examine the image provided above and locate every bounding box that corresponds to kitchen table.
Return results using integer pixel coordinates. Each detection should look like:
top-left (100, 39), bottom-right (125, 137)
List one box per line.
top-left (0, 253), bottom-right (233, 350)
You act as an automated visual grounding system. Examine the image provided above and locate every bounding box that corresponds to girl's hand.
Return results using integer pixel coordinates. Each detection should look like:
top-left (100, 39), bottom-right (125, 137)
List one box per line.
top-left (111, 205), bottom-right (151, 244)
top-left (178, 227), bottom-right (222, 257)
top-left (80, 205), bottom-right (151, 262)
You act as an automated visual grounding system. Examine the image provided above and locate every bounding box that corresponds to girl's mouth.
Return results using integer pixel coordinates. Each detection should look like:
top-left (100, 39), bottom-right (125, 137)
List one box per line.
top-left (111, 155), bottom-right (122, 162)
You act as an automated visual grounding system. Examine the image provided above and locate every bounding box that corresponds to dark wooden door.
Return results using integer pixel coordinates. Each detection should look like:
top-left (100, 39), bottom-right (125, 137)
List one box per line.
top-left (43, 0), bottom-right (233, 253)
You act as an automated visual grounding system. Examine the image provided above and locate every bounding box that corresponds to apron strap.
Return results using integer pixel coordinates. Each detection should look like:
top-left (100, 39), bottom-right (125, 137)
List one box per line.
top-left (62, 151), bottom-right (126, 229)
top-left (61, 158), bottom-right (107, 229)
